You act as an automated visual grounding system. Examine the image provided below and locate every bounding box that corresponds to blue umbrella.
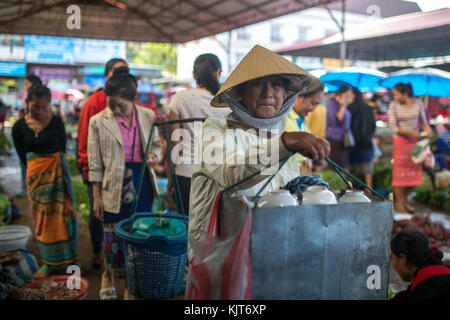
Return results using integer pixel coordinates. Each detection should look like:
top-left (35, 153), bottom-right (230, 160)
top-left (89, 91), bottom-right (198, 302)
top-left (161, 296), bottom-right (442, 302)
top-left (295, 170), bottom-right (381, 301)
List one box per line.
top-left (308, 69), bottom-right (342, 93)
top-left (320, 67), bottom-right (387, 92)
top-left (379, 68), bottom-right (450, 97)
top-left (321, 80), bottom-right (351, 93)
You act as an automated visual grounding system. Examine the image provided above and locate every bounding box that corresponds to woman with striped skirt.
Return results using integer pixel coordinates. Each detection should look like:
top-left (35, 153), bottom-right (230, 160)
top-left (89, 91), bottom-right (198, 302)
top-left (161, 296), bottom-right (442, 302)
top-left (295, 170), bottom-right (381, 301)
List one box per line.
top-left (388, 83), bottom-right (432, 213)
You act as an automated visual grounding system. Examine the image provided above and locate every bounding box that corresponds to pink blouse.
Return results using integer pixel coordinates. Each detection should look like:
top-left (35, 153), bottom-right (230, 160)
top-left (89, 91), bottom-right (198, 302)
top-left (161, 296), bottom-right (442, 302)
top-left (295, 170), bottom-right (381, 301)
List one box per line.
top-left (116, 110), bottom-right (144, 162)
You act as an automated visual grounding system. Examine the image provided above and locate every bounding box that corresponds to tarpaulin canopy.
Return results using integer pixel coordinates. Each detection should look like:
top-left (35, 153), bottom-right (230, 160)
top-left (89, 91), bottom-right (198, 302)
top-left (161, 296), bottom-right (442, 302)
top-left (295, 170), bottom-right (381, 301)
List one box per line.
top-left (320, 67), bottom-right (387, 92)
top-left (379, 68), bottom-right (450, 97)
top-left (276, 8), bottom-right (450, 61)
top-left (0, 0), bottom-right (337, 43)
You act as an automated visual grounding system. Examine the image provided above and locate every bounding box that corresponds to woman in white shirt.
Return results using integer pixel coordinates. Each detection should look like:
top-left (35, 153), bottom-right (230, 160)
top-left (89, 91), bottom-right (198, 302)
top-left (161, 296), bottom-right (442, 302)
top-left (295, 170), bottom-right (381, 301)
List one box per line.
top-left (167, 54), bottom-right (231, 215)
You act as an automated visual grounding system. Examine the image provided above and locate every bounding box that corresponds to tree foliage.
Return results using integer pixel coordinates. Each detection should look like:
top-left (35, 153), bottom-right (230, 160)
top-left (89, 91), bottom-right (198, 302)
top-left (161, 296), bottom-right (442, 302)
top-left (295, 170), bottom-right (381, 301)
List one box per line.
top-left (127, 42), bottom-right (177, 76)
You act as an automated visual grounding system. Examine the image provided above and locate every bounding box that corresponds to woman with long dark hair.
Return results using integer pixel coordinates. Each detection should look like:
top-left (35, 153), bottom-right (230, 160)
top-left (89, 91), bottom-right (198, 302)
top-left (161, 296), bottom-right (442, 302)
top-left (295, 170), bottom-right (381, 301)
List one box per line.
top-left (388, 83), bottom-right (432, 213)
top-left (325, 85), bottom-right (353, 169)
top-left (391, 230), bottom-right (450, 300)
top-left (167, 53), bottom-right (231, 215)
top-left (347, 87), bottom-right (376, 189)
top-left (20, 74), bottom-right (42, 110)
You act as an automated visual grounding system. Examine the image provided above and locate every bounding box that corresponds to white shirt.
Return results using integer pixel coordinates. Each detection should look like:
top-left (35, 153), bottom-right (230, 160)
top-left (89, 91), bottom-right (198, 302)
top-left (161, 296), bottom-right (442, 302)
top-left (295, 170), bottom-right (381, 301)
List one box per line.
top-left (167, 88), bottom-right (231, 177)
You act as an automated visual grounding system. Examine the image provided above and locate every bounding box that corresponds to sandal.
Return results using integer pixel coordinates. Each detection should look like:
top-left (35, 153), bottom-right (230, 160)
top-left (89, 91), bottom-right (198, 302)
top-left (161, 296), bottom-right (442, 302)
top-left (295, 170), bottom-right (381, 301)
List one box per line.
top-left (100, 287), bottom-right (117, 300)
top-left (91, 254), bottom-right (103, 270)
top-left (123, 288), bottom-right (135, 300)
top-left (33, 265), bottom-right (52, 279)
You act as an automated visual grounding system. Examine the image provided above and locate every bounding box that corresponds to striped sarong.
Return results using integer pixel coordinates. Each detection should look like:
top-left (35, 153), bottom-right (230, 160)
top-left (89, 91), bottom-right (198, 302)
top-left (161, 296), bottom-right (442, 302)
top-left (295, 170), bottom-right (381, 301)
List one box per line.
top-left (26, 152), bottom-right (78, 266)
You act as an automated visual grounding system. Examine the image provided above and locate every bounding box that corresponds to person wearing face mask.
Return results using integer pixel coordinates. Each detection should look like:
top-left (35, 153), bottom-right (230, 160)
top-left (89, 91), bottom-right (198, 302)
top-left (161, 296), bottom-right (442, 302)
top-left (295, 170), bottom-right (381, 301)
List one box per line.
top-left (325, 85), bottom-right (354, 170)
top-left (12, 85), bottom-right (78, 279)
top-left (188, 45), bottom-right (330, 260)
top-left (284, 83), bottom-right (325, 175)
top-left (390, 230), bottom-right (450, 300)
top-left (76, 58), bottom-right (127, 269)
top-left (87, 67), bottom-right (161, 300)
top-left (388, 83), bottom-right (432, 214)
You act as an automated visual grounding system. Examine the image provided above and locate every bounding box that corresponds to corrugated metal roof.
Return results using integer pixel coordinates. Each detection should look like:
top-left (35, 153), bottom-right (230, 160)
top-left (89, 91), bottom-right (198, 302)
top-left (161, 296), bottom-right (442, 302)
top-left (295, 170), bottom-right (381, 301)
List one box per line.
top-left (0, 0), bottom-right (337, 43)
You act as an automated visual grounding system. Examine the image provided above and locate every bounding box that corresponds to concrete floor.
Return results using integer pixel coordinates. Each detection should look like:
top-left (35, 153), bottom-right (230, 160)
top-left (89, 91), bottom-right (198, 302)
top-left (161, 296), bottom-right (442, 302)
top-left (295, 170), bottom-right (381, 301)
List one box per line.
top-left (1, 127), bottom-right (449, 299)
top-left (6, 195), bottom-right (186, 300)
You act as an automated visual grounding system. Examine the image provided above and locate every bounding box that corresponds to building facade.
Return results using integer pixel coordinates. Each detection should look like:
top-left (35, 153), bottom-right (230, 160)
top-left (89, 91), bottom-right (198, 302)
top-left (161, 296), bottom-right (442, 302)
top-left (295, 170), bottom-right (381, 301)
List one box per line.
top-left (176, 7), bottom-right (381, 81)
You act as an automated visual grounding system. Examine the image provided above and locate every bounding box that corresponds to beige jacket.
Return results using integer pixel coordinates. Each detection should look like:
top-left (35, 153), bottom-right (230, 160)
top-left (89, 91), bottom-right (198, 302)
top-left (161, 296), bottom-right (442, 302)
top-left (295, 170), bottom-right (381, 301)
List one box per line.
top-left (88, 106), bottom-right (161, 214)
top-left (189, 113), bottom-right (300, 253)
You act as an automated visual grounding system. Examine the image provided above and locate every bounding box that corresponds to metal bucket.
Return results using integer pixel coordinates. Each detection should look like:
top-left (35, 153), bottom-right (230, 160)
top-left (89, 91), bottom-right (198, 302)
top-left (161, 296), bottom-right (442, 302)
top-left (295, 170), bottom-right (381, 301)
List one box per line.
top-left (220, 195), bottom-right (393, 300)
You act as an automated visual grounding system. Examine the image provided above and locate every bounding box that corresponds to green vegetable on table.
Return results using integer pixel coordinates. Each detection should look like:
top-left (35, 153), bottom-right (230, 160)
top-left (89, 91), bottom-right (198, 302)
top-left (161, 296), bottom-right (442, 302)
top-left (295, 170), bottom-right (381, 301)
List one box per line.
top-left (0, 196), bottom-right (11, 226)
top-left (411, 135), bottom-right (439, 158)
top-left (71, 177), bottom-right (90, 224)
top-left (0, 132), bottom-right (11, 150)
top-left (65, 154), bottom-right (79, 176)
top-left (388, 286), bottom-right (397, 300)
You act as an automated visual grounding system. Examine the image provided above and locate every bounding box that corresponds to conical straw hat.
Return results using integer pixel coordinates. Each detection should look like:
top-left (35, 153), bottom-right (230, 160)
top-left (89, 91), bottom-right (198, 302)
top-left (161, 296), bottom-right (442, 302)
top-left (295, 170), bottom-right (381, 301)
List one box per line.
top-left (211, 45), bottom-right (322, 107)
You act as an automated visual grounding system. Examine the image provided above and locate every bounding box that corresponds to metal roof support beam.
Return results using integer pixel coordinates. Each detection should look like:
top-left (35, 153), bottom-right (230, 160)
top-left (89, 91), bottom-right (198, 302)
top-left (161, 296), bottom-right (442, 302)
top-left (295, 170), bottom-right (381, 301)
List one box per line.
top-left (182, 0), bottom-right (220, 19)
top-left (123, 3), bottom-right (176, 42)
top-left (0, 0), bottom-right (31, 11)
top-left (238, 0), bottom-right (272, 20)
top-left (0, 0), bottom-right (73, 25)
top-left (123, 0), bottom-right (227, 39)
top-left (166, 0), bottom-right (225, 29)
top-left (182, 0), bottom-right (234, 27)
top-left (116, 0), bottom-right (142, 40)
top-left (182, 0), bottom-right (279, 36)
top-left (142, 0), bottom-right (186, 21)
top-left (321, 0), bottom-right (346, 67)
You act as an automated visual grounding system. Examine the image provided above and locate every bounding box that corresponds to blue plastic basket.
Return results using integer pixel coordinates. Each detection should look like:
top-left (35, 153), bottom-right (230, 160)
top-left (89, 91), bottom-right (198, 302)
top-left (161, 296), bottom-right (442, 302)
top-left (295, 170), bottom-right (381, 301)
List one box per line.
top-left (115, 212), bottom-right (188, 300)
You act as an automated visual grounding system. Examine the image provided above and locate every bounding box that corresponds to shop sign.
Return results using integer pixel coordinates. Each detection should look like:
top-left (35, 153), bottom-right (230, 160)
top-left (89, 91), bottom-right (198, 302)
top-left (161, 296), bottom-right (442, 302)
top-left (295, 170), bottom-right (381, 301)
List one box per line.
top-left (25, 35), bottom-right (74, 65)
top-left (74, 38), bottom-right (126, 64)
top-left (322, 57), bottom-right (350, 70)
top-left (0, 61), bottom-right (26, 77)
top-left (29, 65), bottom-right (74, 81)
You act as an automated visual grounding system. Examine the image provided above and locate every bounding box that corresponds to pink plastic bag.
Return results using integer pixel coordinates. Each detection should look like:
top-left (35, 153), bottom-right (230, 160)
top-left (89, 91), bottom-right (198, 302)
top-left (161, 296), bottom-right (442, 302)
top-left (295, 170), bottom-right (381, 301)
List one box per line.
top-left (186, 191), bottom-right (253, 300)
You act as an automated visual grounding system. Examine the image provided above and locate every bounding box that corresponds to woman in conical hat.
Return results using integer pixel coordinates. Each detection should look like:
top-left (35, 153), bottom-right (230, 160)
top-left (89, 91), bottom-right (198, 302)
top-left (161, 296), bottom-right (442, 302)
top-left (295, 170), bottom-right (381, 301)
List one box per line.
top-left (188, 45), bottom-right (330, 254)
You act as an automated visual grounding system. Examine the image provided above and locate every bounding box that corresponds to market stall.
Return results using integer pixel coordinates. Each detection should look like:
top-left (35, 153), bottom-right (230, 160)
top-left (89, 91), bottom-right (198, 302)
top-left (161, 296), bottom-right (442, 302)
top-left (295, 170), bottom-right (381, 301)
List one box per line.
top-left (221, 195), bottom-right (393, 299)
